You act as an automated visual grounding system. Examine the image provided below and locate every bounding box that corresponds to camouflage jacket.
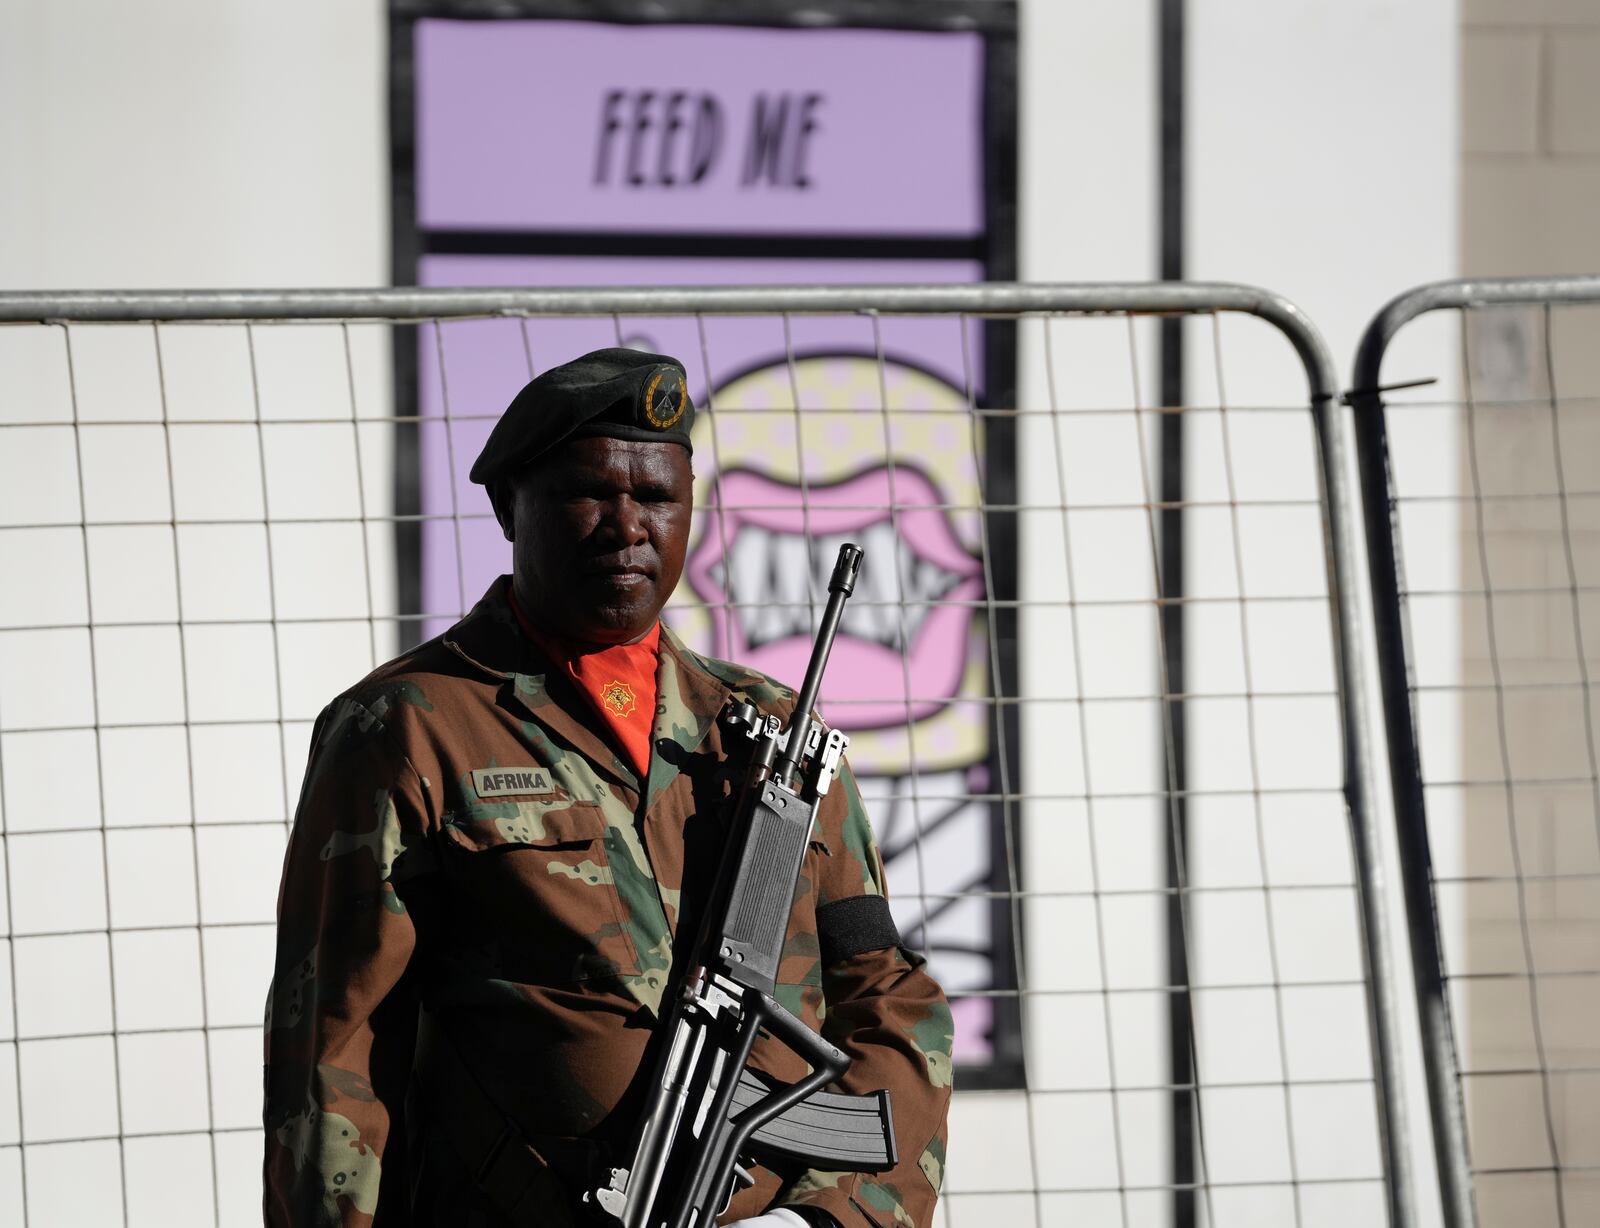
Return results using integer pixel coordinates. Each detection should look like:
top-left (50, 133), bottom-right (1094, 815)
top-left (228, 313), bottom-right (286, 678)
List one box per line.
top-left (263, 577), bottom-right (953, 1228)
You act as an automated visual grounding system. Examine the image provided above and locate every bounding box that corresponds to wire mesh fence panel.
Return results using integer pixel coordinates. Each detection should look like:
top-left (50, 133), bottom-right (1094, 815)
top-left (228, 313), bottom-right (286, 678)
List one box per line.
top-left (1353, 276), bottom-right (1600, 1228)
top-left (0, 285), bottom-right (1402, 1228)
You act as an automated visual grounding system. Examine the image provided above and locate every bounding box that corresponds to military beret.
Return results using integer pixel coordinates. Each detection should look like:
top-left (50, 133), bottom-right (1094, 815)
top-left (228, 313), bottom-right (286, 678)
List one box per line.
top-left (469, 347), bottom-right (695, 486)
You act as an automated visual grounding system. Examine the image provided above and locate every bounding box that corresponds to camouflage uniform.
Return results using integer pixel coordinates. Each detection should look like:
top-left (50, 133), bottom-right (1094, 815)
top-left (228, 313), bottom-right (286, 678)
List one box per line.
top-left (263, 577), bottom-right (954, 1227)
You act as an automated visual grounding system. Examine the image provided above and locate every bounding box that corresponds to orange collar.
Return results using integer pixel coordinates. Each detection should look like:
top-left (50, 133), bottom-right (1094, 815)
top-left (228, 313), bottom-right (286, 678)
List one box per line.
top-left (507, 589), bottom-right (660, 778)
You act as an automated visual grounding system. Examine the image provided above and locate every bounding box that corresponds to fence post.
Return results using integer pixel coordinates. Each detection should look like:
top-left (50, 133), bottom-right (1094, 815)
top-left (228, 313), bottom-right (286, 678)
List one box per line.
top-left (1261, 294), bottom-right (1419, 1228)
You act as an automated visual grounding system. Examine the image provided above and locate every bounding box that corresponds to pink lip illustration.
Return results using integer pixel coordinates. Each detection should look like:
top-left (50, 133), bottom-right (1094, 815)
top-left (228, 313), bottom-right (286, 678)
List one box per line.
top-left (685, 467), bottom-right (983, 729)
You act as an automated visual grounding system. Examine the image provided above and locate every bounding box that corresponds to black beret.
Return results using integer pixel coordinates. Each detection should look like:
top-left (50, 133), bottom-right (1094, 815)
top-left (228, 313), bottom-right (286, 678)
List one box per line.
top-left (469, 347), bottom-right (695, 486)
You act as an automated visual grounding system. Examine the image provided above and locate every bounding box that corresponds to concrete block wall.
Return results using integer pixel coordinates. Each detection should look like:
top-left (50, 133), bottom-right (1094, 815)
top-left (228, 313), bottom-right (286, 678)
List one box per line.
top-left (1461, 3), bottom-right (1600, 1220)
top-left (1463, 0), bottom-right (1600, 280)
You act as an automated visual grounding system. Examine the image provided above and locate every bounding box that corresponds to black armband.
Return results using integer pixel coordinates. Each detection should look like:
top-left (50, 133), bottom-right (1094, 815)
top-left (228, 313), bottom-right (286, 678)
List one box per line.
top-left (816, 894), bottom-right (901, 966)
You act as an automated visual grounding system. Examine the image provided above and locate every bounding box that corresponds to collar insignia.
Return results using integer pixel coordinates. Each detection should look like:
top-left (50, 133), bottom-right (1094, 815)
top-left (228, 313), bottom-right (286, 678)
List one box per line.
top-left (600, 680), bottom-right (638, 718)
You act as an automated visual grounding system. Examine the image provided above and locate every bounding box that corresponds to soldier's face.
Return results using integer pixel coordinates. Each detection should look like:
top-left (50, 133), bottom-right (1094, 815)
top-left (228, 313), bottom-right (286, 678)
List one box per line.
top-left (509, 436), bottom-right (694, 644)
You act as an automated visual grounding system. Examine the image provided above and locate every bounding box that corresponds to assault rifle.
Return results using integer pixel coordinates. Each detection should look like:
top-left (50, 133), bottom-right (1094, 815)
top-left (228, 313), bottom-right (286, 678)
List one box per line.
top-left (586, 543), bottom-right (896, 1228)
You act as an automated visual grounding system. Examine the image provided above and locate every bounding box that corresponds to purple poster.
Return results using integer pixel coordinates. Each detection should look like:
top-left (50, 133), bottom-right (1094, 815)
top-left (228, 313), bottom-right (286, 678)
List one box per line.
top-left (400, 7), bottom-right (1019, 1082)
top-left (415, 21), bottom-right (982, 235)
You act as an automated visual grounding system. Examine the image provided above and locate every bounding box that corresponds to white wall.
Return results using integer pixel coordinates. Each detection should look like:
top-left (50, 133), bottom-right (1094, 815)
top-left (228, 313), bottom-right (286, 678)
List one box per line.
top-left (1009, 2), bottom-right (1458, 1227)
top-left (1182, 5), bottom-right (1458, 1226)
top-left (0, 7), bottom-right (393, 1226)
top-left (0, 0), bottom-right (387, 289)
top-left (1187, 6), bottom-right (1458, 1227)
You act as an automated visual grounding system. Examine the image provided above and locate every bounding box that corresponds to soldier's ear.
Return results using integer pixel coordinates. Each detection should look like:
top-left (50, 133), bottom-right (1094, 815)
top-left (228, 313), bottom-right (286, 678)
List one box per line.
top-left (489, 481), bottom-right (515, 542)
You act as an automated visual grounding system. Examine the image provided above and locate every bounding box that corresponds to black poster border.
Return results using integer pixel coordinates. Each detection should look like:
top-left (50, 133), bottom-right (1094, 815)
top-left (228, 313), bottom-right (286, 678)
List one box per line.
top-left (389, 0), bottom-right (1023, 1091)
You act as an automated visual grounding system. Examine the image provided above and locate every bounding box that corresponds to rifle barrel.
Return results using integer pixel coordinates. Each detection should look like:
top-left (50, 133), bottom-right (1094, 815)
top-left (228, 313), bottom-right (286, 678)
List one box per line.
top-left (772, 545), bottom-right (861, 786)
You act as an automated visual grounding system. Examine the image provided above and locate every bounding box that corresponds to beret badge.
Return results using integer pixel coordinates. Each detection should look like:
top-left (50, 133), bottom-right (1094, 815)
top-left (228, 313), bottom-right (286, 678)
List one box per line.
top-left (469, 348), bottom-right (695, 487)
top-left (641, 365), bottom-right (688, 430)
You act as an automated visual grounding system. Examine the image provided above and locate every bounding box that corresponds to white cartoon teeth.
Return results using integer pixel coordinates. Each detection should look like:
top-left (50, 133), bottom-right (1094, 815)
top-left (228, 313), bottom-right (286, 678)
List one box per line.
top-left (710, 518), bottom-right (962, 653)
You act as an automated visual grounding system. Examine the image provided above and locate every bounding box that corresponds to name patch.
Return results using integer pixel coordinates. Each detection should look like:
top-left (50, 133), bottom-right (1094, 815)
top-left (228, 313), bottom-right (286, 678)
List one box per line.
top-left (471, 767), bottom-right (556, 799)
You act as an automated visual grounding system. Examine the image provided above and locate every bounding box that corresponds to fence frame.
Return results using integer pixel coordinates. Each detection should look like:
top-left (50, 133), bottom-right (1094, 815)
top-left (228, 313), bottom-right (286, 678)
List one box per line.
top-left (0, 281), bottom-right (1415, 1226)
top-left (1351, 273), bottom-right (1600, 1228)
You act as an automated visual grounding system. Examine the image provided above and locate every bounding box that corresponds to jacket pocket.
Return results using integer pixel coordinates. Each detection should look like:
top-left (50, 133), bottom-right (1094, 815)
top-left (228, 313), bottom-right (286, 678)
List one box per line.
top-left (443, 798), bottom-right (642, 984)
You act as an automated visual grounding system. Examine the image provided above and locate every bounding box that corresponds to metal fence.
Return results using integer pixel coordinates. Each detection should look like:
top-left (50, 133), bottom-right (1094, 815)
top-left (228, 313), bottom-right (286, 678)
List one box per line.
top-left (0, 283), bottom-right (1409, 1228)
top-left (1352, 275), bottom-right (1600, 1228)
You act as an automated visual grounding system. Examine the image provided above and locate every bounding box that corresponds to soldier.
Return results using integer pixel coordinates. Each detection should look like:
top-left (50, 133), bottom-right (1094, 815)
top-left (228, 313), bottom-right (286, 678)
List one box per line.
top-left (263, 349), bottom-right (954, 1227)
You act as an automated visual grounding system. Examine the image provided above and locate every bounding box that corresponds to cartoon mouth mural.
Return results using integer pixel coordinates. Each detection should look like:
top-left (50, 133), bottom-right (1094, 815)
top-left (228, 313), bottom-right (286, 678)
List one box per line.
top-left (686, 465), bottom-right (984, 730)
top-left (670, 352), bottom-right (1005, 1067)
top-left (710, 516), bottom-right (958, 653)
